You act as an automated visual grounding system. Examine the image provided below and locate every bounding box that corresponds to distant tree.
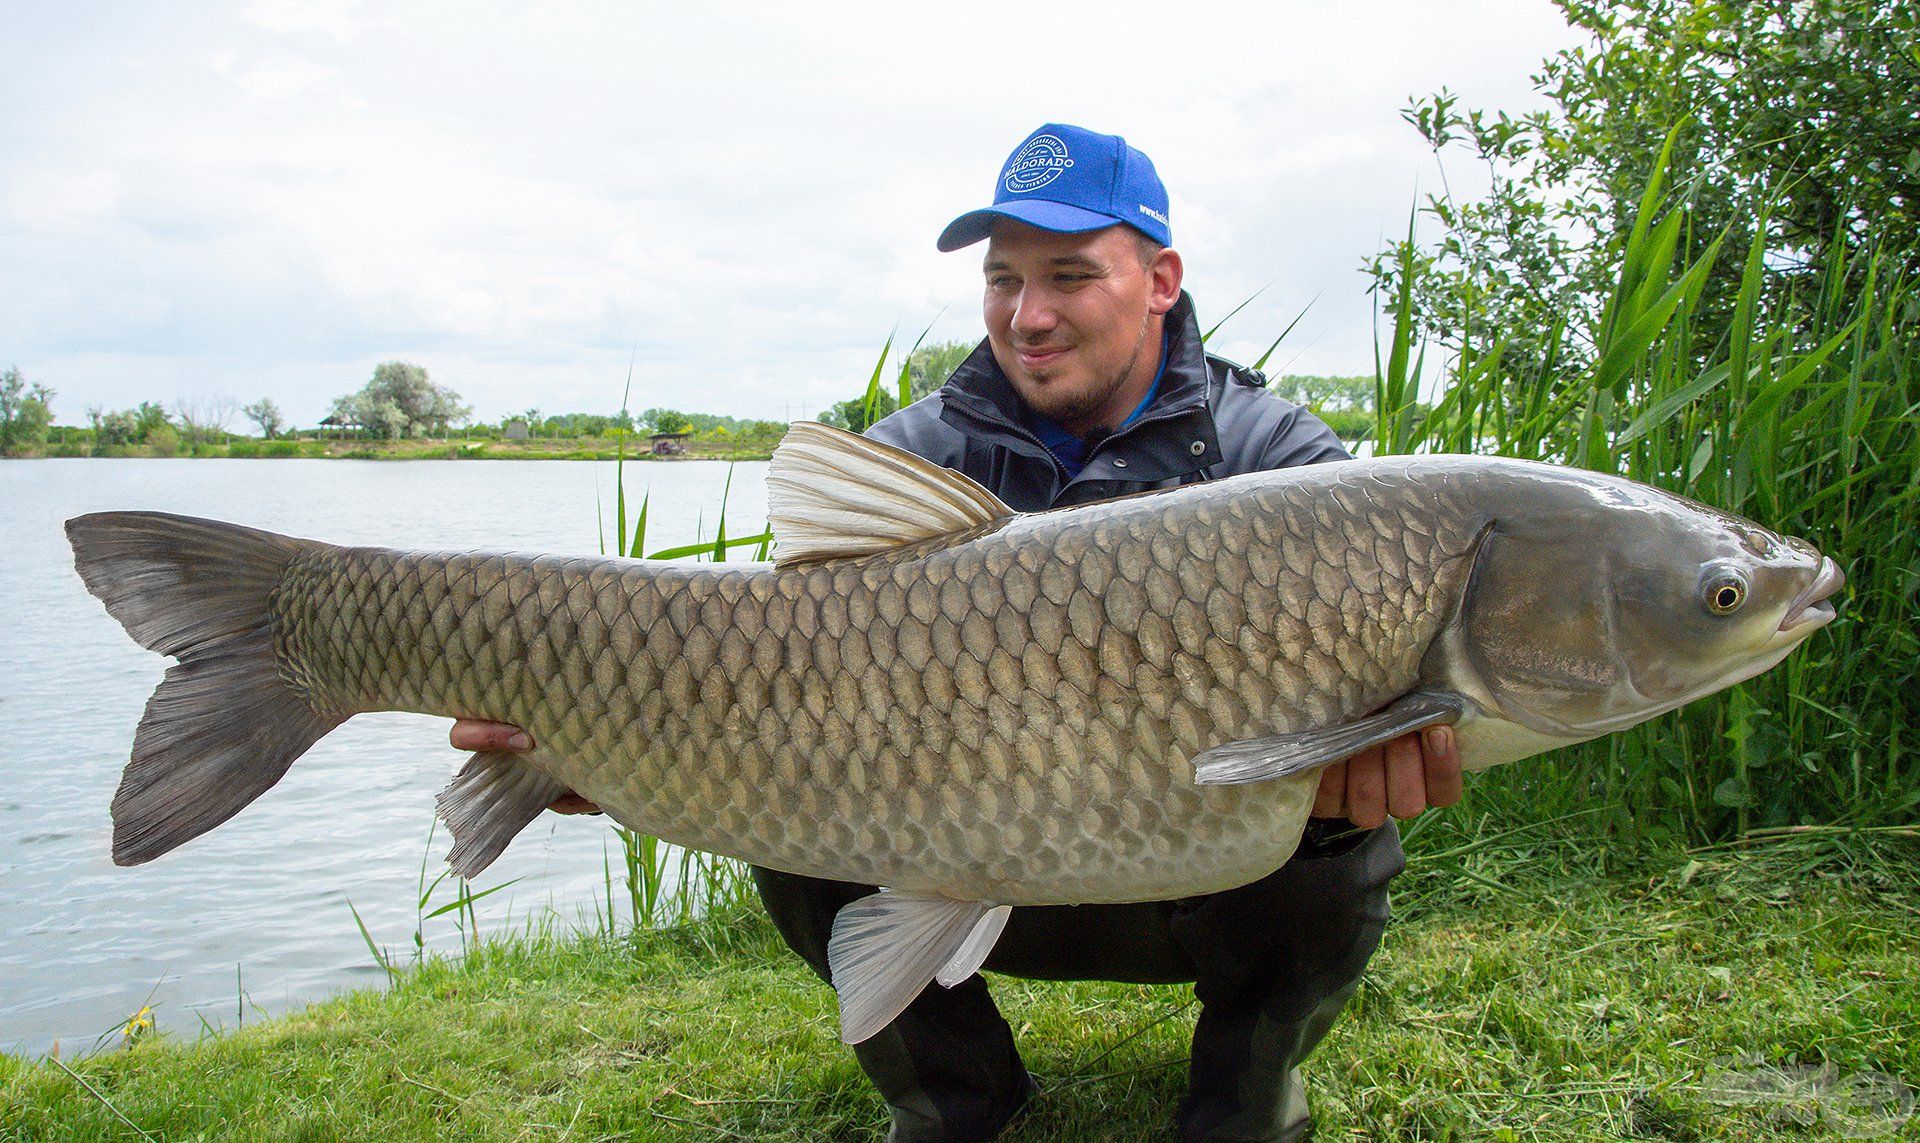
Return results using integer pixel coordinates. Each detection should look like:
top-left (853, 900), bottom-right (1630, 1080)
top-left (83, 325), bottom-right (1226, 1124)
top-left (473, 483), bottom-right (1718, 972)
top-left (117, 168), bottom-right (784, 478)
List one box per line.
top-left (1270, 374), bottom-right (1374, 412)
top-left (85, 401), bottom-right (174, 450)
top-left (93, 409), bottom-right (140, 448)
top-left (175, 395), bottom-right (240, 446)
top-left (532, 412), bottom-right (610, 439)
top-left (145, 422), bottom-right (181, 457)
top-left (243, 398), bottom-right (285, 439)
top-left (819, 390), bottom-right (899, 435)
top-left (906, 339), bottom-right (976, 402)
top-left (331, 361), bottom-right (471, 440)
top-left (642, 408), bottom-right (692, 435)
top-left (0, 366), bottom-right (55, 456)
top-left (132, 402), bottom-right (172, 441)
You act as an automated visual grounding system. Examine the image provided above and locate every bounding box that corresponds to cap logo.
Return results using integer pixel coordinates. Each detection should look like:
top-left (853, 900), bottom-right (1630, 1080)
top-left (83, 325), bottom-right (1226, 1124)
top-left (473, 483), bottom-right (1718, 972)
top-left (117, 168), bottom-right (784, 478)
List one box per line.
top-left (1003, 134), bottom-right (1075, 194)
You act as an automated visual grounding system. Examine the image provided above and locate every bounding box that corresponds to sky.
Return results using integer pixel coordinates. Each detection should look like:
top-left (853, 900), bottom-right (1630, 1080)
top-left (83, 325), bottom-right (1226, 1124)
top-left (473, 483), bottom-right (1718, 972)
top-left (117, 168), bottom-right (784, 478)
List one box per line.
top-left (1, 1), bottom-right (1583, 429)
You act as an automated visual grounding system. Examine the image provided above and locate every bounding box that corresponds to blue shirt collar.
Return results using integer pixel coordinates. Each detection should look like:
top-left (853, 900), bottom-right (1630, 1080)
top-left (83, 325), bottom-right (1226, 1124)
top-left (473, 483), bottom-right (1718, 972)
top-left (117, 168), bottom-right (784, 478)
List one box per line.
top-left (1028, 329), bottom-right (1171, 479)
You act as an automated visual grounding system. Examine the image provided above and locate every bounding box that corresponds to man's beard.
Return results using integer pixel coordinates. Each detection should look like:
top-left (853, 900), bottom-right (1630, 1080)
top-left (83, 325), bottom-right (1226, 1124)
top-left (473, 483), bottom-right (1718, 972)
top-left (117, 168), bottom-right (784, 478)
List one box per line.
top-left (1018, 314), bottom-right (1151, 429)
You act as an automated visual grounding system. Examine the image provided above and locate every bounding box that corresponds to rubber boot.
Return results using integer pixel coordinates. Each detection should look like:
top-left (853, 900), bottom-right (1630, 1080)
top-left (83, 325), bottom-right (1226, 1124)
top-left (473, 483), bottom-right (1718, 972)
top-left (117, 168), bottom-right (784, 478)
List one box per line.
top-left (751, 865), bottom-right (1036, 1142)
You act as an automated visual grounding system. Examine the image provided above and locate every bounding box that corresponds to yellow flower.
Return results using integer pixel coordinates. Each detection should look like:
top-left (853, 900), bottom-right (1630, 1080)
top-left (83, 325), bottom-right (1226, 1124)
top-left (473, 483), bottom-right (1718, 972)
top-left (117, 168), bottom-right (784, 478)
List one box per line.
top-left (122, 1006), bottom-right (154, 1040)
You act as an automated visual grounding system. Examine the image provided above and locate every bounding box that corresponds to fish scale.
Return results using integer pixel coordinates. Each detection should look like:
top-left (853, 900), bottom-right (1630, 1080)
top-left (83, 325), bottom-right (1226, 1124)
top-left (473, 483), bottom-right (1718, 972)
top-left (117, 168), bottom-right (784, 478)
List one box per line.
top-left (269, 464), bottom-right (1481, 906)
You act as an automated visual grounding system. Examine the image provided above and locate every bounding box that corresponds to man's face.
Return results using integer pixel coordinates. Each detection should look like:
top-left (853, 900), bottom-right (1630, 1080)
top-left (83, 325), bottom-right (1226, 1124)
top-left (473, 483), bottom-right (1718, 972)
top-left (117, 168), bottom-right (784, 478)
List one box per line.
top-left (981, 221), bottom-right (1180, 432)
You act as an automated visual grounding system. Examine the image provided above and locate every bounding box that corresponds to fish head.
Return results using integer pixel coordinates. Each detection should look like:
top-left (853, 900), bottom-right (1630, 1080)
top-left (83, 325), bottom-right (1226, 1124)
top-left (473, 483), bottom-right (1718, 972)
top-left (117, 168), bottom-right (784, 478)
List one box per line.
top-left (1452, 471), bottom-right (1844, 740)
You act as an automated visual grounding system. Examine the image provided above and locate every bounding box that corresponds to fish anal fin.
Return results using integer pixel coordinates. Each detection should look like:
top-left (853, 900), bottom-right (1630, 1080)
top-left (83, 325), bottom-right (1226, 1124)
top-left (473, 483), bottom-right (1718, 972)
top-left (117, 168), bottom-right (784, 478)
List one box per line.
top-left (435, 751), bottom-right (570, 878)
top-left (1193, 690), bottom-right (1466, 786)
top-left (767, 422), bottom-right (1015, 568)
top-left (935, 904), bottom-right (1012, 988)
top-left (828, 891), bottom-right (1004, 1044)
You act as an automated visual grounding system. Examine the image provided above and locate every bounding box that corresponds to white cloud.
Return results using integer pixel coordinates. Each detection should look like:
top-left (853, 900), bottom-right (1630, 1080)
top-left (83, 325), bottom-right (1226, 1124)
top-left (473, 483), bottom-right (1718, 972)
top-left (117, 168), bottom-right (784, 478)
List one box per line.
top-left (1, 1), bottom-right (1581, 426)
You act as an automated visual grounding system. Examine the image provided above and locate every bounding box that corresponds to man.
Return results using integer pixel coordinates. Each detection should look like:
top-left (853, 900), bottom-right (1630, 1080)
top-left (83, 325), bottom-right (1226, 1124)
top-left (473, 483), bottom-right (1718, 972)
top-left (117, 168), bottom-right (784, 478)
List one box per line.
top-left (454, 123), bottom-right (1460, 1142)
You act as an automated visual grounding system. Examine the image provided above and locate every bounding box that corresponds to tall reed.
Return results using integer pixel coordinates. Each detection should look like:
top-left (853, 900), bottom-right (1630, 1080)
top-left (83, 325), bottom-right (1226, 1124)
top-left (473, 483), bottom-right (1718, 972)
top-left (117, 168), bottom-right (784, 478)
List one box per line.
top-left (1373, 150), bottom-right (1919, 846)
top-left (598, 404), bottom-right (762, 931)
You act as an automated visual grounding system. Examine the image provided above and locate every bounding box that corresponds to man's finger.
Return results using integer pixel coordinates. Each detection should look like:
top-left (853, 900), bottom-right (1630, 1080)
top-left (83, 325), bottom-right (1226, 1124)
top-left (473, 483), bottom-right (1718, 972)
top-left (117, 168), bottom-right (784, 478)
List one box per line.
top-left (1312, 759), bottom-right (1348, 819)
top-left (1385, 732), bottom-right (1426, 820)
top-left (449, 719), bottom-right (534, 754)
top-left (1421, 725), bottom-right (1464, 808)
top-left (547, 792), bottom-right (602, 815)
top-left (1345, 744), bottom-right (1388, 830)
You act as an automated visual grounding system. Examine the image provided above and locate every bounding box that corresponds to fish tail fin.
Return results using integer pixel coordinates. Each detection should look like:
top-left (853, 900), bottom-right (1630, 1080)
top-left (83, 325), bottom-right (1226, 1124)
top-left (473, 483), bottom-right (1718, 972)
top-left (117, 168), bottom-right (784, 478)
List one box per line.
top-left (66, 511), bottom-right (343, 866)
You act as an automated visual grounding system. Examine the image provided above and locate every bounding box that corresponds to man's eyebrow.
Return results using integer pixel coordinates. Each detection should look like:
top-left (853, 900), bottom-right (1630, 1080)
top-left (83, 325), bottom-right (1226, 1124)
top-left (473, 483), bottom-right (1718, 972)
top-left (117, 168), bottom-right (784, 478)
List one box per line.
top-left (981, 255), bottom-right (1105, 273)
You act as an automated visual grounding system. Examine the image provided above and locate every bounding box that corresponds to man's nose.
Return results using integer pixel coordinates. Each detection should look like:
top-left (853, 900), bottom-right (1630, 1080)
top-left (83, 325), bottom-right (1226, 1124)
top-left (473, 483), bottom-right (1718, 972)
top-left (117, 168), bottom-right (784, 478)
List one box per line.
top-left (1010, 289), bottom-right (1059, 338)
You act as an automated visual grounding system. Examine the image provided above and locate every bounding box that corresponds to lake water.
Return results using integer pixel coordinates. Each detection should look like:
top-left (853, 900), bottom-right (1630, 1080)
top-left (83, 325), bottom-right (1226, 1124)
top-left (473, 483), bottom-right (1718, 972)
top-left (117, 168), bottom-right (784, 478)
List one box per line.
top-left (0, 458), bottom-right (767, 1058)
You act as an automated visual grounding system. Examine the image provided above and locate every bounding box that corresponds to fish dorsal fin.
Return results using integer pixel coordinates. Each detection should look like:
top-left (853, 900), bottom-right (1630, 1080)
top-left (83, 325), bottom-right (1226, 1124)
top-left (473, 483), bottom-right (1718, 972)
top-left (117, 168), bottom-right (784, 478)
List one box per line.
top-left (768, 422), bottom-right (1014, 569)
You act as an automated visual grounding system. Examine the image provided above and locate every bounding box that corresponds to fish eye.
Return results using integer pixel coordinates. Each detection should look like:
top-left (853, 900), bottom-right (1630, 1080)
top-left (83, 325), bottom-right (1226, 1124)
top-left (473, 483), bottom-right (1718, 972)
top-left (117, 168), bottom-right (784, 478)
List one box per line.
top-left (1703, 573), bottom-right (1748, 615)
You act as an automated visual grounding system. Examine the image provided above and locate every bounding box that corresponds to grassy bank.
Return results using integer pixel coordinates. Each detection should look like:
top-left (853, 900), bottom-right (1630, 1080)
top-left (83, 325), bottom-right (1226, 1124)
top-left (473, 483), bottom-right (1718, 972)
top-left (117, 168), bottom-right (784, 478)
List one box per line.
top-left (4, 832), bottom-right (1914, 1141)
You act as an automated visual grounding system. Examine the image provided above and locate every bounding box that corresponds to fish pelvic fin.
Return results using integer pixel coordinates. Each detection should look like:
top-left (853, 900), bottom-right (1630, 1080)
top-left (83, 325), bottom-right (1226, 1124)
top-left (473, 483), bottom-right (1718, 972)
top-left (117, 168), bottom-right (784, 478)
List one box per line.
top-left (1192, 690), bottom-right (1466, 785)
top-left (767, 422), bottom-right (1015, 568)
top-left (436, 751), bottom-right (570, 878)
top-left (828, 891), bottom-right (1009, 1044)
top-left (66, 511), bottom-right (343, 866)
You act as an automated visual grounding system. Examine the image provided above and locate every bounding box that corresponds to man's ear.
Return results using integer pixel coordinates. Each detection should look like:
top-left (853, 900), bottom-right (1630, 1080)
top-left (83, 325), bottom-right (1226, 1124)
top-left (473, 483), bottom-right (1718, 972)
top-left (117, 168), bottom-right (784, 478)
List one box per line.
top-left (1148, 247), bottom-right (1184, 315)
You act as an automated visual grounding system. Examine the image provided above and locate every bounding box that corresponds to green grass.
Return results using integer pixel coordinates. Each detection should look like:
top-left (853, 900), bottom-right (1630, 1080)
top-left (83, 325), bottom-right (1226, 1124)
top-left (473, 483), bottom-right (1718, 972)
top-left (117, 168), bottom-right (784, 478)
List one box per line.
top-left (4, 832), bottom-right (1914, 1141)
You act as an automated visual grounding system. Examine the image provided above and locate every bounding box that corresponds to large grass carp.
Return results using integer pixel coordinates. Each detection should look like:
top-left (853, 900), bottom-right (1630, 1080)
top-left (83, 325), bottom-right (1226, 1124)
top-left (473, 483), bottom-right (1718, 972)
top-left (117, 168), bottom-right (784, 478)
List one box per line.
top-left (68, 423), bottom-right (1843, 1042)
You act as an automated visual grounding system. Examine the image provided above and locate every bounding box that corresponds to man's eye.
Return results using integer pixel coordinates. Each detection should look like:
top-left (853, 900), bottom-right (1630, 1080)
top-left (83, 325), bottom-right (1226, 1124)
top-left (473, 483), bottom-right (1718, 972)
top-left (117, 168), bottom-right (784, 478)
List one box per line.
top-left (987, 276), bottom-right (1017, 289)
top-left (1055, 273), bottom-right (1090, 284)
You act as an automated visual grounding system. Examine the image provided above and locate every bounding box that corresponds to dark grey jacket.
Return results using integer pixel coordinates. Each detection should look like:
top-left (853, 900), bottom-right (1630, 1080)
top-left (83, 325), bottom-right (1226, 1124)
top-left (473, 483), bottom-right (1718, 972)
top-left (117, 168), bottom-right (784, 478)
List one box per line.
top-left (865, 291), bottom-right (1350, 511)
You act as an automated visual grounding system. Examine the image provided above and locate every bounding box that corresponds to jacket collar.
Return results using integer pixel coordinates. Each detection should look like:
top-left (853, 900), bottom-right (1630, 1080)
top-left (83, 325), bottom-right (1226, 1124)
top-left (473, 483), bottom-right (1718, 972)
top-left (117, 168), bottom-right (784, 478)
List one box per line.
top-left (937, 291), bottom-right (1222, 486)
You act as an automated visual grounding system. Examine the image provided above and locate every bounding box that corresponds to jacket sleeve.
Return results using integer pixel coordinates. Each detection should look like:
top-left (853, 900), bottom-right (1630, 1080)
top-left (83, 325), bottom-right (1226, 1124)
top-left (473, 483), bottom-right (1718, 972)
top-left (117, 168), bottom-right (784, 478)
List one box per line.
top-left (1251, 401), bottom-right (1351, 471)
top-left (1207, 360), bottom-right (1353, 479)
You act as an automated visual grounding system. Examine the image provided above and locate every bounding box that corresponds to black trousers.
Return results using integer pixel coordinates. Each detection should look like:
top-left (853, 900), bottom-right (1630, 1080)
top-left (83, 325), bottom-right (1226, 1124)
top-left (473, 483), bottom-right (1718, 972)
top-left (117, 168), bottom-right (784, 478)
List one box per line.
top-left (751, 823), bottom-right (1405, 1142)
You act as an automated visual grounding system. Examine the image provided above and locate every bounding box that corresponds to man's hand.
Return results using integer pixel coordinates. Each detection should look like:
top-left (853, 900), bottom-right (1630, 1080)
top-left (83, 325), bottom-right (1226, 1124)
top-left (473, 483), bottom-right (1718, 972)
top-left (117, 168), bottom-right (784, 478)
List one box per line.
top-left (448, 719), bottom-right (602, 815)
top-left (1311, 726), bottom-right (1462, 829)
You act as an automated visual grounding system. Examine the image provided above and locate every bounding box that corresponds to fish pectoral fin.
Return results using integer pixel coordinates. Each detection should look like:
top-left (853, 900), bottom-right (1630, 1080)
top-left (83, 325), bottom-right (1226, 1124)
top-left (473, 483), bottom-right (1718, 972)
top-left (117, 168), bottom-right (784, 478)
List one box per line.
top-left (767, 421), bottom-right (1015, 568)
top-left (828, 891), bottom-right (1006, 1044)
top-left (1192, 690), bottom-right (1466, 786)
top-left (434, 751), bottom-right (571, 878)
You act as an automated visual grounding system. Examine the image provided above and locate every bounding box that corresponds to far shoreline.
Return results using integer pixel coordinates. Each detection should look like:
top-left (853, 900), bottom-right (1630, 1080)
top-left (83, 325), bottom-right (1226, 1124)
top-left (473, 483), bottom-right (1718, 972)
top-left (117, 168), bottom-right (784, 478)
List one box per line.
top-left (6, 437), bottom-right (778, 463)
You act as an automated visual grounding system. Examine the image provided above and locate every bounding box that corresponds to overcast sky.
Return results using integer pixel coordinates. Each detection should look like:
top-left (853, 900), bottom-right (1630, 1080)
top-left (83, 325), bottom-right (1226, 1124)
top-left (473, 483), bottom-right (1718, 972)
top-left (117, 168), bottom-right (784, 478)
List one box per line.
top-left (2, 1), bottom-right (1582, 428)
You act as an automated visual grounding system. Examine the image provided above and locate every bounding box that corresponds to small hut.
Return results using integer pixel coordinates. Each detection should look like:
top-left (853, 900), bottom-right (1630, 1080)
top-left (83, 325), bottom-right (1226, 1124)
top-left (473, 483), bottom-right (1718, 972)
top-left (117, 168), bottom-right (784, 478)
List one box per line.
top-left (649, 431), bottom-right (692, 456)
top-left (318, 413), bottom-right (365, 440)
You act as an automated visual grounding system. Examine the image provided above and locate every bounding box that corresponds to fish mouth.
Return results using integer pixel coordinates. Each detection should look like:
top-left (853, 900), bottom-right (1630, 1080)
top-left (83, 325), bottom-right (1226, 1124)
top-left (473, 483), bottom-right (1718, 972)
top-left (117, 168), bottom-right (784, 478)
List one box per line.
top-left (1779, 557), bottom-right (1845, 633)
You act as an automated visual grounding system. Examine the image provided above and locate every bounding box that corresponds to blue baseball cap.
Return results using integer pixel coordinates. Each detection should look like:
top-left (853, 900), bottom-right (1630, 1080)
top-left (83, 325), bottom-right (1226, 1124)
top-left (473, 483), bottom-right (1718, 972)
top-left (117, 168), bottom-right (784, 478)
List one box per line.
top-left (937, 123), bottom-right (1171, 252)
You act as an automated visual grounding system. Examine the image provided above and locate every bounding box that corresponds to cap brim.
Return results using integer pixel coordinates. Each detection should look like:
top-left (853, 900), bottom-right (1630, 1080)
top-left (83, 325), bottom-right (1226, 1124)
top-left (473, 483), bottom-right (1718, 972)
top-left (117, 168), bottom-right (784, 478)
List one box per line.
top-left (936, 200), bottom-right (1127, 252)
